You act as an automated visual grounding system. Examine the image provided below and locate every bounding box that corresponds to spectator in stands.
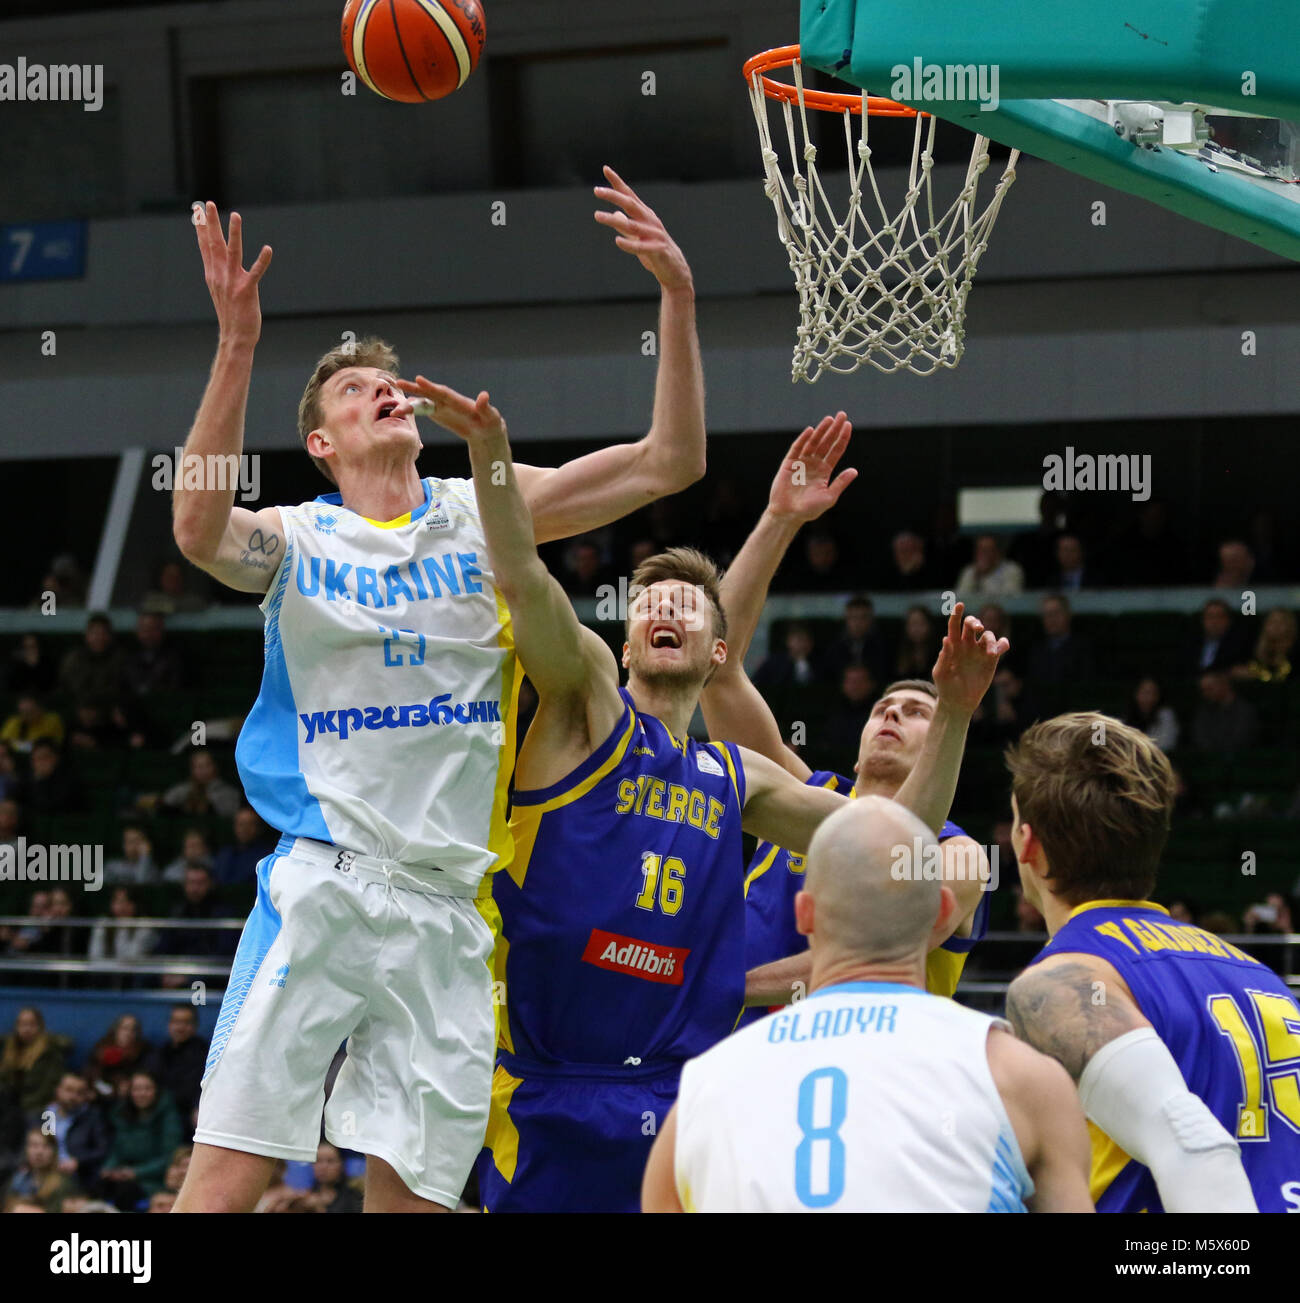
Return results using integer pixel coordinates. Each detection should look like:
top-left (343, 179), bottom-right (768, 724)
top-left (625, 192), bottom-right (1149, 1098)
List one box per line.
top-left (1008, 492), bottom-right (1067, 588)
top-left (0, 1084), bottom-right (24, 1191)
top-left (65, 700), bottom-right (131, 751)
top-left (822, 663), bottom-right (878, 769)
top-left (1201, 911), bottom-right (1239, 937)
top-left (162, 1144), bottom-right (192, 1200)
top-left (976, 603), bottom-right (1021, 675)
top-left (1242, 893), bottom-right (1292, 936)
top-left (144, 1006), bottom-right (208, 1120)
top-left (4, 1130), bottom-right (77, 1213)
top-left (798, 530), bottom-right (856, 591)
top-left (0, 891), bottom-right (51, 960)
top-left (160, 748), bottom-right (242, 820)
top-left (84, 1014), bottom-right (152, 1100)
top-left (969, 664), bottom-right (1026, 745)
top-left (754, 623), bottom-right (822, 691)
top-left (160, 828), bottom-right (214, 884)
top-left (1213, 539), bottom-right (1256, 591)
top-left (141, 560), bottom-right (208, 616)
top-left (88, 887), bottom-right (158, 982)
top-left (1023, 594), bottom-right (1095, 714)
top-left (149, 1191), bottom-right (176, 1213)
top-left (1231, 608), bottom-right (1296, 684)
top-left (559, 537), bottom-right (615, 595)
top-left (26, 888), bottom-right (87, 960)
top-left (158, 865), bottom-right (237, 990)
top-left (1189, 598), bottom-right (1252, 675)
top-left (43, 1072), bottom-right (110, 1191)
top-left (954, 534), bottom-right (1024, 597)
top-left (1191, 671), bottom-right (1259, 755)
top-left (1051, 533), bottom-right (1103, 591)
top-left (1111, 500), bottom-right (1189, 586)
top-left (628, 538), bottom-right (658, 570)
top-left (1165, 899), bottom-right (1197, 925)
top-left (1247, 508), bottom-right (1296, 584)
top-left (0, 743), bottom-right (21, 803)
top-left (1124, 676), bottom-right (1180, 753)
top-left (99, 1070), bottom-right (182, 1211)
top-left (820, 596), bottom-right (889, 683)
top-left (21, 740), bottom-right (87, 815)
top-left (307, 1142), bottom-right (363, 1214)
top-left (0, 1008), bottom-right (70, 1121)
top-left (0, 797), bottom-right (19, 848)
top-left (0, 694), bottom-right (65, 751)
top-left (103, 826), bottom-right (159, 886)
top-left (212, 806), bottom-right (274, 887)
top-left (6, 634), bottom-right (56, 696)
top-left (893, 605), bottom-right (939, 679)
top-left (927, 500), bottom-right (963, 586)
top-left (58, 613), bottom-right (125, 708)
top-left (878, 530), bottom-right (939, 591)
top-left (696, 479), bottom-right (746, 570)
top-left (122, 611), bottom-right (184, 697)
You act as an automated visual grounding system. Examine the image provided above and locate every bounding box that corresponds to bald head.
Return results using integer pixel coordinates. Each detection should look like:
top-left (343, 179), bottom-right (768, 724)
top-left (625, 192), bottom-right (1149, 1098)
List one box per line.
top-left (801, 796), bottom-right (943, 965)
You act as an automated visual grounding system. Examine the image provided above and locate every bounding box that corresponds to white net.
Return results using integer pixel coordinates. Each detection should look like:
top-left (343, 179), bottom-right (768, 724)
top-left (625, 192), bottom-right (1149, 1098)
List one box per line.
top-left (747, 57), bottom-right (1020, 380)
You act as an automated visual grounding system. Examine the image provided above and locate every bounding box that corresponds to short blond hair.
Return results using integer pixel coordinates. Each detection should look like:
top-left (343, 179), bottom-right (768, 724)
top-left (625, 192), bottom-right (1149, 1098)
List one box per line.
top-left (629, 547), bottom-right (727, 643)
top-left (296, 337), bottom-right (400, 484)
top-left (1005, 712), bottom-right (1175, 907)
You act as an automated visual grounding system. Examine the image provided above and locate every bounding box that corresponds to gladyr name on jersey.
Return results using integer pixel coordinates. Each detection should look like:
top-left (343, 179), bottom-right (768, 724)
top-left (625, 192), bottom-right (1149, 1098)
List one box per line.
top-left (300, 696), bottom-right (502, 743)
top-left (294, 551), bottom-right (483, 607)
top-left (767, 1003), bottom-right (899, 1043)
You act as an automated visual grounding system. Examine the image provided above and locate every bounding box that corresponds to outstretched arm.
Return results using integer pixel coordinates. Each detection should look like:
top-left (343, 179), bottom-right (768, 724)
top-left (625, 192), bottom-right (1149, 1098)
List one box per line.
top-left (699, 415), bottom-right (856, 779)
top-left (893, 604), bottom-right (1007, 835)
top-left (401, 168), bottom-right (704, 546)
top-left (738, 747), bottom-right (850, 854)
top-left (172, 204), bottom-right (282, 593)
top-left (1006, 951), bottom-right (1257, 1213)
top-left (419, 385), bottom-right (625, 771)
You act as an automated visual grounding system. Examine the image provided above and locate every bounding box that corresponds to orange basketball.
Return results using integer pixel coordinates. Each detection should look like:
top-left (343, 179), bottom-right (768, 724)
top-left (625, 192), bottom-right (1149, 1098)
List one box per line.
top-left (342, 0), bottom-right (486, 103)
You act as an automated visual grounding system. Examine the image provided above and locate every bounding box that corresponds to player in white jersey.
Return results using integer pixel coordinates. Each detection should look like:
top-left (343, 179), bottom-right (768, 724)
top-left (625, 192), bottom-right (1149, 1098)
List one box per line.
top-left (172, 170), bottom-right (708, 1212)
top-left (643, 798), bottom-right (1094, 1212)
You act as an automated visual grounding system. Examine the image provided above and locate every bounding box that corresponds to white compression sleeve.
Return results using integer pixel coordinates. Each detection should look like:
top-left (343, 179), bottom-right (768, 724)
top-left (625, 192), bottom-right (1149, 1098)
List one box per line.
top-left (1077, 1026), bottom-right (1258, 1213)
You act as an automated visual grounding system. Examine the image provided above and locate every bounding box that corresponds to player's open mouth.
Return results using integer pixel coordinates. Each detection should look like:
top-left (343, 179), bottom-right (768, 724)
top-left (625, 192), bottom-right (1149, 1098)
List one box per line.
top-left (650, 625), bottom-right (682, 650)
top-left (375, 401), bottom-right (403, 423)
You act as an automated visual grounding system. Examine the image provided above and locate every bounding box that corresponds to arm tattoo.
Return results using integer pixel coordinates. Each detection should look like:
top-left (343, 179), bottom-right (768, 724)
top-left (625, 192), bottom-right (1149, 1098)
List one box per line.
top-left (1005, 962), bottom-right (1145, 1082)
top-left (238, 527), bottom-right (280, 571)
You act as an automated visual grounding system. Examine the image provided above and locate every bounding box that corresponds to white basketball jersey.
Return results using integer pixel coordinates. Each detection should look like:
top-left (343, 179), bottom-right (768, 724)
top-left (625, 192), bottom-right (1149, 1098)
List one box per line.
top-left (236, 477), bottom-right (519, 892)
top-left (675, 982), bottom-right (1034, 1212)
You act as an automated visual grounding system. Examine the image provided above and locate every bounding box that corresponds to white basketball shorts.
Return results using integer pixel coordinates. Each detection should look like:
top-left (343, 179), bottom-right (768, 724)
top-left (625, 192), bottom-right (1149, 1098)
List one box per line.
top-left (193, 835), bottom-right (496, 1207)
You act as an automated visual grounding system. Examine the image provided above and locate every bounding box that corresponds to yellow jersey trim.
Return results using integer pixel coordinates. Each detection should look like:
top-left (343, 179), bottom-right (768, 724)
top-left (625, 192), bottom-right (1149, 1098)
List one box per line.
top-left (1088, 1119), bottom-right (1134, 1204)
top-left (743, 845), bottom-right (780, 899)
top-left (483, 1065), bottom-right (525, 1185)
top-left (517, 709), bottom-right (638, 815)
top-left (1068, 899), bottom-right (1169, 921)
top-left (360, 510), bottom-right (413, 529)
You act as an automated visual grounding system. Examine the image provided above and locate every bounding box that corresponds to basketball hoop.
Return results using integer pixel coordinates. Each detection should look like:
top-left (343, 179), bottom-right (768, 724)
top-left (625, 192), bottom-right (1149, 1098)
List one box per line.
top-left (744, 46), bottom-right (1021, 379)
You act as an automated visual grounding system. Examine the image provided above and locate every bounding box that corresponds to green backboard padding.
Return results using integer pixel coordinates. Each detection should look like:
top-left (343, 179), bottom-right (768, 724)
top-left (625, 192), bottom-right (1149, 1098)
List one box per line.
top-left (800, 0), bottom-right (1300, 260)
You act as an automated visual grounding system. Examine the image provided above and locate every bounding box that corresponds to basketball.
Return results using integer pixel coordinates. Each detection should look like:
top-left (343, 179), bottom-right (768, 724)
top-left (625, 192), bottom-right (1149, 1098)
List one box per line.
top-left (341, 0), bottom-right (486, 103)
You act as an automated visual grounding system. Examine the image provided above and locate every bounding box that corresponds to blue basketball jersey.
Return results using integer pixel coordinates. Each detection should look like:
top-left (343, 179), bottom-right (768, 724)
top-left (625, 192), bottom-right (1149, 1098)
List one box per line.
top-left (740, 771), bottom-right (984, 1025)
top-left (1030, 900), bottom-right (1300, 1213)
top-left (491, 687), bottom-right (749, 1067)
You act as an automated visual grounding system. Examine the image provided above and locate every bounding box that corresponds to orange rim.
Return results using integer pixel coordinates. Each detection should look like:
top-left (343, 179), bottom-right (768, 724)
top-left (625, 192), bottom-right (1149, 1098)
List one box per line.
top-left (743, 45), bottom-right (922, 118)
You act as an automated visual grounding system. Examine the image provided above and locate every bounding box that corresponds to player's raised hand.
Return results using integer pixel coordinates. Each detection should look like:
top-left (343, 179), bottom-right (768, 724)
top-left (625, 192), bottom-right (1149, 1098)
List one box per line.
top-left (931, 602), bottom-right (1010, 717)
top-left (193, 203), bottom-right (272, 346)
top-left (397, 376), bottom-right (507, 445)
top-left (767, 413), bottom-right (857, 523)
top-left (594, 166), bottom-right (692, 292)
